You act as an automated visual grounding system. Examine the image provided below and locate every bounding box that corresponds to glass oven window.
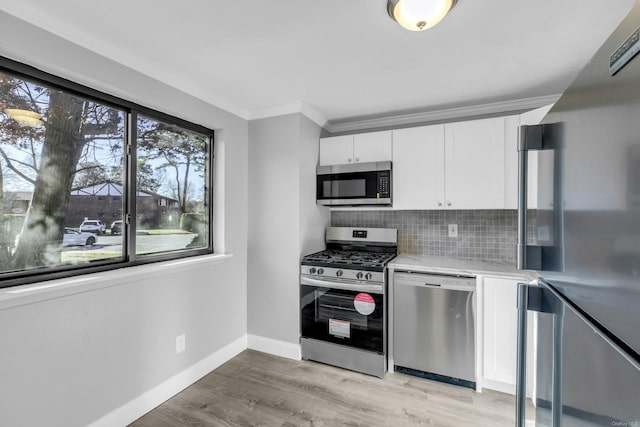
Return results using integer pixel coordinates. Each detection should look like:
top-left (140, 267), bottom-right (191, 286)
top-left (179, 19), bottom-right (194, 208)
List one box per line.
top-left (316, 291), bottom-right (368, 328)
top-left (301, 286), bottom-right (384, 353)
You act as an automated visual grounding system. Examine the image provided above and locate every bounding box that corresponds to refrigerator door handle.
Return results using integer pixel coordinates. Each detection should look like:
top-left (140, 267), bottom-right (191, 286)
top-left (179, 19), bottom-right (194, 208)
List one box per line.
top-left (516, 280), bottom-right (640, 427)
top-left (516, 130), bottom-right (529, 271)
top-left (517, 123), bottom-right (563, 271)
top-left (515, 282), bottom-right (529, 427)
top-left (516, 281), bottom-right (565, 427)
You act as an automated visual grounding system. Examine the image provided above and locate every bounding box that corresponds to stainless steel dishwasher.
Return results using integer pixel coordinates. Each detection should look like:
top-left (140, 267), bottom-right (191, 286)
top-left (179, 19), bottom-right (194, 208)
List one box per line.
top-left (392, 270), bottom-right (476, 389)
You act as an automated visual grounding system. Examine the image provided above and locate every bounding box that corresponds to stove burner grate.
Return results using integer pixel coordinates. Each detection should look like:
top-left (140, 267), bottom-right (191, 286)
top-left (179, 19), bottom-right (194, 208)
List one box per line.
top-left (302, 249), bottom-right (396, 269)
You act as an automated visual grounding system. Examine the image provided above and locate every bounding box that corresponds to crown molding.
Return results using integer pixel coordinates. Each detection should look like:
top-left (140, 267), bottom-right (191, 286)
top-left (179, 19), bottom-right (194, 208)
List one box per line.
top-left (299, 103), bottom-right (328, 129)
top-left (2, 4), bottom-right (560, 132)
top-left (1, 9), bottom-right (250, 122)
top-left (324, 94), bottom-right (562, 134)
top-left (248, 103), bottom-right (328, 128)
top-left (248, 103), bottom-right (303, 121)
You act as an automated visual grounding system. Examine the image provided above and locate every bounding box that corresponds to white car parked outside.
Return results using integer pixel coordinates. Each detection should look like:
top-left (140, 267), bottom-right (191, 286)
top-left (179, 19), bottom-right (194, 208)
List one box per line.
top-left (14, 227), bottom-right (97, 249)
top-left (63, 228), bottom-right (97, 246)
top-left (80, 220), bottom-right (106, 235)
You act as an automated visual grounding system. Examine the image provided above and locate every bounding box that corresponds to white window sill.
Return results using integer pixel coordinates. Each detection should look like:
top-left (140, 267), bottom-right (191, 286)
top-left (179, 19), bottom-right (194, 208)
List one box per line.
top-left (0, 253), bottom-right (233, 311)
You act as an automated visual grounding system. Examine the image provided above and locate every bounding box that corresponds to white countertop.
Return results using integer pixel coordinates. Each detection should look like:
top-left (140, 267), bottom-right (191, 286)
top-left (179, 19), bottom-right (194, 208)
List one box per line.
top-left (389, 254), bottom-right (537, 280)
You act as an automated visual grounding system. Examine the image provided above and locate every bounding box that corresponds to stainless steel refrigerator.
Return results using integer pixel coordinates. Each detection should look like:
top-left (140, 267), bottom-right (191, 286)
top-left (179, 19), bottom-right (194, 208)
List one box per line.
top-left (516, 2), bottom-right (640, 425)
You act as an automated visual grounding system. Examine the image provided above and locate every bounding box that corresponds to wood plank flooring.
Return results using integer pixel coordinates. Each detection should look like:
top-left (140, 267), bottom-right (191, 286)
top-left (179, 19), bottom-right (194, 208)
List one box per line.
top-left (130, 350), bottom-right (524, 427)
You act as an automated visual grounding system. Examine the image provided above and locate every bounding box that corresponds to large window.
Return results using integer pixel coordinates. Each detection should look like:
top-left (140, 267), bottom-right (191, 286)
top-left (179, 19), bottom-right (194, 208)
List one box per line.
top-left (0, 59), bottom-right (213, 288)
top-left (136, 115), bottom-right (210, 256)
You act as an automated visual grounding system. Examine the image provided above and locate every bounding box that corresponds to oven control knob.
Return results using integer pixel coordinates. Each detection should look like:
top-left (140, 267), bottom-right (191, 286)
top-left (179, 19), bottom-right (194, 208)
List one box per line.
top-left (317, 268), bottom-right (324, 275)
top-left (365, 273), bottom-right (372, 281)
top-left (356, 272), bottom-right (363, 280)
top-left (309, 267), bottom-right (316, 274)
top-left (336, 270), bottom-right (343, 277)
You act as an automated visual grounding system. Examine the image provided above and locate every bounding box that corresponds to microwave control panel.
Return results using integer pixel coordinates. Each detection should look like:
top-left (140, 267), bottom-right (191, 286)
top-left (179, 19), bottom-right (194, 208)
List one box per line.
top-left (378, 171), bottom-right (391, 198)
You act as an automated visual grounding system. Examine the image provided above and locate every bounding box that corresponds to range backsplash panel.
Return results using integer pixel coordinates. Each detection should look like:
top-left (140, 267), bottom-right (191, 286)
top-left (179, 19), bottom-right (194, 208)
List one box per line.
top-left (331, 210), bottom-right (537, 265)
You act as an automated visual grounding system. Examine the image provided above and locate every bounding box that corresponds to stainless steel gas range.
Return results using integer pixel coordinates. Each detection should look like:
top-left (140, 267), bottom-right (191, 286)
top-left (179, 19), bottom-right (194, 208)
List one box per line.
top-left (300, 226), bottom-right (397, 378)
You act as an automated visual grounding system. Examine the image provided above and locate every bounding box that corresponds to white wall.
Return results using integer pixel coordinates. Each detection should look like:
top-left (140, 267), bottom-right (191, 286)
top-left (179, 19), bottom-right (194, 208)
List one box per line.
top-left (247, 114), bottom-right (328, 354)
top-left (299, 115), bottom-right (331, 257)
top-left (0, 11), bottom-right (248, 427)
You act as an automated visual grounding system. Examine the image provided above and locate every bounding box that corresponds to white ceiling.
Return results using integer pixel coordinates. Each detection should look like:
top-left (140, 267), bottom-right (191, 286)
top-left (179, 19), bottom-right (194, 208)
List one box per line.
top-left (0, 1), bottom-right (635, 128)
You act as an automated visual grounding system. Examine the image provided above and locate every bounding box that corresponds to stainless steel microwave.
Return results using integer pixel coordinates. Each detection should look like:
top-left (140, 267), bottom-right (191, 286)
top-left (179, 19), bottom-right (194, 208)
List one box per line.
top-left (316, 161), bottom-right (392, 206)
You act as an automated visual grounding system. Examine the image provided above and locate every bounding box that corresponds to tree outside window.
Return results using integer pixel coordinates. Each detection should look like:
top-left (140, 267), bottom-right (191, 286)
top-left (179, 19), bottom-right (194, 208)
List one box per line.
top-left (0, 68), bottom-right (212, 283)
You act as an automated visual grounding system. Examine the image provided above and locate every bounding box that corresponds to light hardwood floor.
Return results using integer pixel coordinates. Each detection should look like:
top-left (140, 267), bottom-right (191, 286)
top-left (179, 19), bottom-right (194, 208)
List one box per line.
top-left (130, 350), bottom-right (522, 427)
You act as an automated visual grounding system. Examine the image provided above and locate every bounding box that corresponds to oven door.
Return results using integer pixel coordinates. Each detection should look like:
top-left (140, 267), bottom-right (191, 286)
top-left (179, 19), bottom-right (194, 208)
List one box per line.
top-left (316, 162), bottom-right (391, 206)
top-left (300, 277), bottom-right (385, 354)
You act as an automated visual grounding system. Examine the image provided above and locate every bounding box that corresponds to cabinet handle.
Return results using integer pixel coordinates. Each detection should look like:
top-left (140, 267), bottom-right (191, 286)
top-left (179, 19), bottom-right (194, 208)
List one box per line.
top-left (447, 202), bottom-right (452, 207)
top-left (355, 157), bottom-right (359, 162)
top-left (438, 202), bottom-right (442, 207)
top-left (347, 158), bottom-right (352, 162)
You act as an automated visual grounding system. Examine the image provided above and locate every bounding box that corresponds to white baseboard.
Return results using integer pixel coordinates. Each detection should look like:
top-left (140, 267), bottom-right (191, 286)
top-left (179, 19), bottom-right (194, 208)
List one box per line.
top-left (89, 334), bottom-right (300, 427)
top-left (247, 334), bottom-right (301, 360)
top-left (481, 378), bottom-right (516, 395)
top-left (88, 335), bottom-right (248, 427)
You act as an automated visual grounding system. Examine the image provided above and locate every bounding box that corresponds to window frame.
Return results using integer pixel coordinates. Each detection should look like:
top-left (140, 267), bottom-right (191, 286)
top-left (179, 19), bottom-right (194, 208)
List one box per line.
top-left (0, 56), bottom-right (215, 289)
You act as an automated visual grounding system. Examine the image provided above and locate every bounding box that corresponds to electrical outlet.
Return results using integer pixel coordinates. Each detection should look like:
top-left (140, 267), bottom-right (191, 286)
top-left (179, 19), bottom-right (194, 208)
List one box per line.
top-left (176, 334), bottom-right (186, 354)
top-left (448, 224), bottom-right (458, 238)
top-left (537, 226), bottom-right (551, 242)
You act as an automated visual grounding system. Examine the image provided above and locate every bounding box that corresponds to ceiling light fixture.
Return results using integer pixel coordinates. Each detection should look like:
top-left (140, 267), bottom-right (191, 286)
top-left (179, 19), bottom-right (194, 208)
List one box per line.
top-left (3, 108), bottom-right (44, 127)
top-left (387, 0), bottom-right (457, 31)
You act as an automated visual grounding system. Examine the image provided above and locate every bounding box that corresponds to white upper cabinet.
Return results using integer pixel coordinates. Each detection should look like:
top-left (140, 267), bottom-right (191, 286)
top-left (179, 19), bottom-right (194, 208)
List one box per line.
top-left (319, 135), bottom-right (354, 166)
top-left (319, 131), bottom-right (392, 166)
top-left (324, 107), bottom-right (557, 210)
top-left (353, 131), bottom-right (392, 163)
top-left (392, 117), bottom-right (506, 210)
top-left (444, 117), bottom-right (506, 209)
top-left (392, 125), bottom-right (445, 209)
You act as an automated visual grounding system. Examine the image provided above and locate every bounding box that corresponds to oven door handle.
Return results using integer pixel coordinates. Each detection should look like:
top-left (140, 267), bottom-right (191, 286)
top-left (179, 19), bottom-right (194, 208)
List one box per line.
top-left (300, 276), bottom-right (384, 294)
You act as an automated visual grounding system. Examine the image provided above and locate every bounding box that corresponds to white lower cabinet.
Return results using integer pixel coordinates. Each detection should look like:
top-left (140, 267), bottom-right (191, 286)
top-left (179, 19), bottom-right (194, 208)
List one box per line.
top-left (481, 276), bottom-right (536, 397)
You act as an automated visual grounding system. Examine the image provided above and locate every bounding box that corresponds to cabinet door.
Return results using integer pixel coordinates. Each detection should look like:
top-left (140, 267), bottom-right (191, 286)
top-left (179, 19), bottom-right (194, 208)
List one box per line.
top-left (444, 117), bottom-right (505, 209)
top-left (319, 135), bottom-right (354, 166)
top-left (392, 125), bottom-right (445, 209)
top-left (353, 130), bottom-right (392, 163)
top-left (482, 276), bottom-right (536, 397)
top-left (483, 277), bottom-right (518, 389)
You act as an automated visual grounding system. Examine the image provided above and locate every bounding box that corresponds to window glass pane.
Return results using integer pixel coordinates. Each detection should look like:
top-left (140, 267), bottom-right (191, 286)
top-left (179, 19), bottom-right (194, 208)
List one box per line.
top-left (136, 115), bottom-right (210, 256)
top-left (0, 71), bottom-right (125, 275)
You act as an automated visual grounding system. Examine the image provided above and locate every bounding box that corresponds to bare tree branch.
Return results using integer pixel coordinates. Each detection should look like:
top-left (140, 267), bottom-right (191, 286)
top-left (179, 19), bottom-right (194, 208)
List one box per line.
top-left (0, 147), bottom-right (36, 185)
top-left (16, 83), bottom-right (42, 115)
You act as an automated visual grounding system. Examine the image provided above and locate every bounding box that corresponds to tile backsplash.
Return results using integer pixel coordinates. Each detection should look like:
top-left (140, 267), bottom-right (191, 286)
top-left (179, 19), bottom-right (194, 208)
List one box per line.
top-left (331, 210), bottom-right (537, 265)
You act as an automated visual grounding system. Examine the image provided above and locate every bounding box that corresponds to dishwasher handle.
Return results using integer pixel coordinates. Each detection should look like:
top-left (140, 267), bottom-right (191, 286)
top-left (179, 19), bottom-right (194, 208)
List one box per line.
top-left (393, 271), bottom-right (476, 292)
